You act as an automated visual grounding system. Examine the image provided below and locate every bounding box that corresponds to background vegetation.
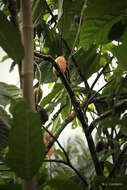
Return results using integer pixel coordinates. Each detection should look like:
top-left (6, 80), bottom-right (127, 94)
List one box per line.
top-left (0, 0), bottom-right (127, 189)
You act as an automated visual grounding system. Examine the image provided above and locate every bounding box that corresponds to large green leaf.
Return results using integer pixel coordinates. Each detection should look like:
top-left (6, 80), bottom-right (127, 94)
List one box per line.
top-left (80, 15), bottom-right (122, 50)
top-left (6, 99), bottom-right (44, 180)
top-left (0, 11), bottom-right (24, 62)
top-left (58, 0), bottom-right (84, 47)
top-left (80, 0), bottom-right (127, 49)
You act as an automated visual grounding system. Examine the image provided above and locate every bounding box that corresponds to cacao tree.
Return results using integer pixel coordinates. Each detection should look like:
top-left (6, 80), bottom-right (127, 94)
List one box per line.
top-left (0, 0), bottom-right (127, 190)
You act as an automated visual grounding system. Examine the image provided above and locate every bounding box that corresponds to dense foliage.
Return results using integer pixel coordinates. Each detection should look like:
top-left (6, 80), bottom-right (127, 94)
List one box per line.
top-left (0, 0), bottom-right (127, 189)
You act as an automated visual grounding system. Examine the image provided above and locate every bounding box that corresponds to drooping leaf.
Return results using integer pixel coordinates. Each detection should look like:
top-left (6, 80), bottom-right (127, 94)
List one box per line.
top-left (6, 99), bottom-right (44, 180)
top-left (0, 11), bottom-right (24, 62)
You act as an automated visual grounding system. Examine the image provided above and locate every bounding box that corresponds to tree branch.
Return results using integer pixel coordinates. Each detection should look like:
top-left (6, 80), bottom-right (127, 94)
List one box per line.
top-left (62, 38), bottom-right (90, 94)
top-left (43, 159), bottom-right (88, 187)
top-left (91, 57), bottom-right (113, 90)
top-left (87, 99), bottom-right (127, 135)
top-left (45, 112), bottom-right (76, 155)
top-left (42, 126), bottom-right (70, 164)
top-left (34, 52), bottom-right (103, 176)
top-left (68, 0), bottom-right (88, 65)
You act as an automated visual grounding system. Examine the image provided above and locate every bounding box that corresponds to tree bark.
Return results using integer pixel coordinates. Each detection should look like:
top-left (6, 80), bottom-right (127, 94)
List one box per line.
top-left (20, 0), bottom-right (36, 190)
top-left (21, 0), bottom-right (34, 111)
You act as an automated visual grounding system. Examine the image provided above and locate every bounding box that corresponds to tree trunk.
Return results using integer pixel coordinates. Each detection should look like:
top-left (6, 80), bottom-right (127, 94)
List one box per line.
top-left (20, 0), bottom-right (36, 190)
top-left (21, 0), bottom-right (34, 111)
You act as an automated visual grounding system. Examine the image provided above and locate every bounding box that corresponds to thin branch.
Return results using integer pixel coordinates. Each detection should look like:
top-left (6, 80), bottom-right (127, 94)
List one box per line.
top-left (34, 1), bottom-right (57, 27)
top-left (91, 57), bottom-right (113, 90)
top-left (62, 39), bottom-right (90, 94)
top-left (87, 99), bottom-right (127, 135)
top-left (34, 62), bottom-right (42, 86)
top-left (91, 80), bottom-right (113, 101)
top-left (42, 126), bottom-right (70, 164)
top-left (43, 159), bottom-right (88, 187)
top-left (68, 0), bottom-right (88, 65)
top-left (45, 112), bottom-right (76, 155)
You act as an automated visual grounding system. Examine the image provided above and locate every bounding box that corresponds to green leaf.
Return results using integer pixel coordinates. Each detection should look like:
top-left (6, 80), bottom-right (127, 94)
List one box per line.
top-left (79, 0), bottom-right (127, 49)
top-left (52, 117), bottom-right (61, 133)
top-left (36, 60), bottom-right (56, 84)
top-left (47, 176), bottom-right (84, 190)
top-left (0, 82), bottom-right (22, 106)
top-left (118, 118), bottom-right (127, 136)
top-left (58, 0), bottom-right (63, 21)
top-left (72, 118), bottom-right (78, 129)
top-left (58, 0), bottom-right (84, 47)
top-left (0, 82), bottom-right (22, 98)
top-left (0, 55), bottom-right (9, 63)
top-left (40, 83), bottom-right (63, 107)
top-left (32, 0), bottom-right (47, 23)
top-left (74, 46), bottom-right (99, 80)
top-left (0, 106), bottom-right (10, 150)
top-left (108, 21), bottom-right (126, 41)
top-left (80, 15), bottom-right (122, 50)
top-left (0, 120), bottom-right (9, 151)
top-left (0, 85), bottom-right (11, 106)
top-left (111, 43), bottom-right (127, 72)
top-left (6, 99), bottom-right (44, 180)
top-left (0, 11), bottom-right (24, 62)
top-left (61, 96), bottom-right (71, 119)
